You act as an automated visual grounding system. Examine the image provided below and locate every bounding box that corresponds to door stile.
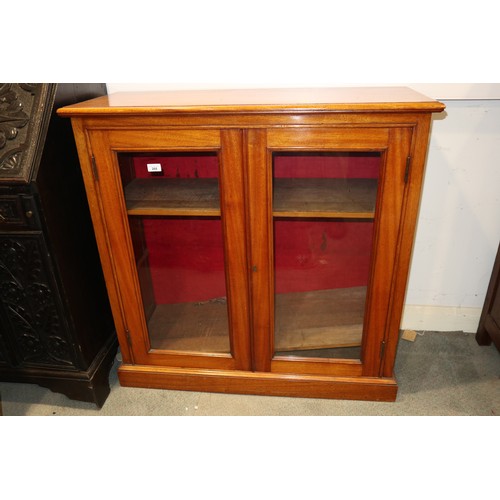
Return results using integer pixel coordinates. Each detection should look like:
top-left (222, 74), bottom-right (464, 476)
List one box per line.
top-left (245, 129), bottom-right (274, 372)
top-left (219, 130), bottom-right (252, 370)
top-left (88, 129), bottom-right (150, 364)
top-left (71, 123), bottom-right (134, 364)
top-left (361, 127), bottom-right (413, 376)
top-left (380, 119), bottom-right (431, 377)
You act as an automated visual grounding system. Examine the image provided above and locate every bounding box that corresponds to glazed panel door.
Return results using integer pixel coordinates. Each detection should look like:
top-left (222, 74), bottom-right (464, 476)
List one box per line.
top-left (246, 127), bottom-right (413, 377)
top-left (88, 128), bottom-right (251, 371)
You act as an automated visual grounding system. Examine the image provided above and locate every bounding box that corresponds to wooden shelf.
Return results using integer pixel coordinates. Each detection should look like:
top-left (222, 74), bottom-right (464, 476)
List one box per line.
top-left (273, 178), bottom-right (377, 218)
top-left (125, 178), bottom-right (220, 216)
top-left (148, 299), bottom-right (230, 353)
top-left (275, 287), bottom-right (366, 352)
top-left (125, 177), bottom-right (377, 219)
top-left (148, 287), bottom-right (366, 355)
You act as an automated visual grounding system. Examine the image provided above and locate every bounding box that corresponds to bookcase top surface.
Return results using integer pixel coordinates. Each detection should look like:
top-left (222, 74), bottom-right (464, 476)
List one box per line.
top-left (58, 87), bottom-right (445, 116)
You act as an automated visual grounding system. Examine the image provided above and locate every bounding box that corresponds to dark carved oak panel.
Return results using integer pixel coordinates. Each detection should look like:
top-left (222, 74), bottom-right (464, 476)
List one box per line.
top-left (0, 83), bottom-right (52, 183)
top-left (0, 234), bottom-right (75, 367)
top-left (0, 83), bottom-right (116, 407)
top-left (0, 84), bottom-right (30, 152)
top-left (0, 193), bottom-right (37, 229)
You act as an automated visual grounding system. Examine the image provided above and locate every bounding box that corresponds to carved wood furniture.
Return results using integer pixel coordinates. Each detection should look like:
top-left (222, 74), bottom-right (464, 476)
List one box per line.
top-left (0, 83), bottom-right (117, 407)
top-left (476, 242), bottom-right (500, 352)
top-left (58, 87), bottom-right (444, 401)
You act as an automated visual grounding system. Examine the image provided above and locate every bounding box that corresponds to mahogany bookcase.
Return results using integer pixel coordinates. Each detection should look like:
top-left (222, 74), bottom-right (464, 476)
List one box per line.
top-left (58, 87), bottom-right (444, 401)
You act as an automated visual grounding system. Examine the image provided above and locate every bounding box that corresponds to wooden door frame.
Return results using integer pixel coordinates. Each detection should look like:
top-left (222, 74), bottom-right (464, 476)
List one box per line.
top-left (246, 126), bottom-right (414, 378)
top-left (87, 128), bottom-right (252, 371)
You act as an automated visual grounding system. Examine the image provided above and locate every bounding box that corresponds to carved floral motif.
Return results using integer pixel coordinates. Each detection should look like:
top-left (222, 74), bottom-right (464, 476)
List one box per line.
top-left (0, 237), bottom-right (73, 366)
top-left (0, 84), bottom-right (30, 150)
top-left (0, 83), bottom-right (38, 173)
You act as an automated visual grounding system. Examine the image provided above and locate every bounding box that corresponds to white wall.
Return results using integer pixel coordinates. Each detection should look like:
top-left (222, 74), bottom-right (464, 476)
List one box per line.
top-left (106, 84), bottom-right (500, 333)
top-left (106, 83), bottom-right (500, 100)
top-left (40, 0), bottom-right (496, 335)
top-left (403, 99), bottom-right (500, 331)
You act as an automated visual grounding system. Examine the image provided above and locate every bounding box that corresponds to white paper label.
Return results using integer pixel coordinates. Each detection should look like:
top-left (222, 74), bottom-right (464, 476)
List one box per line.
top-left (147, 163), bottom-right (162, 173)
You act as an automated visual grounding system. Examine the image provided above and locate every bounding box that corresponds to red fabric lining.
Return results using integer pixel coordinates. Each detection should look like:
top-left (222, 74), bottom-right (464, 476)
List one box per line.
top-left (274, 220), bottom-right (374, 294)
top-left (143, 218), bottom-right (226, 304)
top-left (131, 154), bottom-right (379, 305)
top-left (133, 154), bottom-right (218, 178)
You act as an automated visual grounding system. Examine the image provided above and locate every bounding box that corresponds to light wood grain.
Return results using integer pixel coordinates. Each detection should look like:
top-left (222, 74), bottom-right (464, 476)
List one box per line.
top-left (273, 178), bottom-right (377, 218)
top-left (275, 287), bottom-right (366, 352)
top-left (61, 87), bottom-right (444, 401)
top-left (147, 287), bottom-right (366, 355)
top-left (124, 177), bottom-right (377, 218)
top-left (148, 300), bottom-right (230, 353)
top-left (58, 87), bottom-right (445, 116)
top-left (125, 178), bottom-right (220, 216)
top-left (118, 363), bottom-right (398, 401)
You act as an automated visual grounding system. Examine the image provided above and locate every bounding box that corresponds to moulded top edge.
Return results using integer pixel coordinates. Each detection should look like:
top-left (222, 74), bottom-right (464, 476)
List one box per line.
top-left (57, 87), bottom-right (446, 117)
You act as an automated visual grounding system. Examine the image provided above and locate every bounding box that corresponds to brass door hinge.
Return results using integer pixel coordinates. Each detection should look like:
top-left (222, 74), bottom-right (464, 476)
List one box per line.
top-left (404, 156), bottom-right (411, 184)
top-left (380, 339), bottom-right (386, 360)
top-left (91, 155), bottom-right (99, 181)
top-left (125, 328), bottom-right (132, 347)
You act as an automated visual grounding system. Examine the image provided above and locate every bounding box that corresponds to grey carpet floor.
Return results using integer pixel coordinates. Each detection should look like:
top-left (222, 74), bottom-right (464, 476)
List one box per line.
top-left (0, 331), bottom-right (498, 416)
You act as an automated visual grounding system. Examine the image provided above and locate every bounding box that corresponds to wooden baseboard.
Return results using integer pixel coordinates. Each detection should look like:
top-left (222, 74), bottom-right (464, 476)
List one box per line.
top-left (118, 364), bottom-right (398, 402)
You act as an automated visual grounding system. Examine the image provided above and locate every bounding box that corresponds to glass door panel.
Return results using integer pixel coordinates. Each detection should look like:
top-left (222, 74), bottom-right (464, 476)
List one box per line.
top-left (272, 152), bottom-right (381, 360)
top-left (118, 152), bottom-right (230, 354)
